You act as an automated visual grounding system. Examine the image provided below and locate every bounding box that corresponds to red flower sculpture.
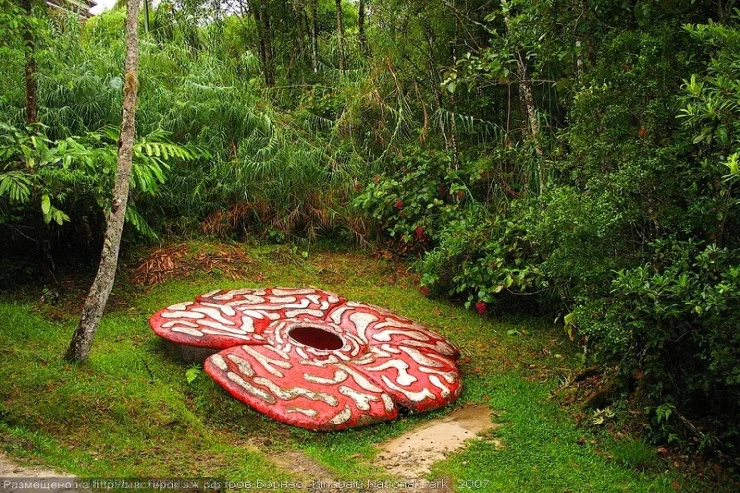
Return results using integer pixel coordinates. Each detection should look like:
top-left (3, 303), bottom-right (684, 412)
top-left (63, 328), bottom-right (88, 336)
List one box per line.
top-left (150, 288), bottom-right (462, 431)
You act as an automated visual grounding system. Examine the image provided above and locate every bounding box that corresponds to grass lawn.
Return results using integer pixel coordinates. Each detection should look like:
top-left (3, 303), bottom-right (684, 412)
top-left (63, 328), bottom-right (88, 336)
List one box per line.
top-left (0, 242), bottom-right (731, 492)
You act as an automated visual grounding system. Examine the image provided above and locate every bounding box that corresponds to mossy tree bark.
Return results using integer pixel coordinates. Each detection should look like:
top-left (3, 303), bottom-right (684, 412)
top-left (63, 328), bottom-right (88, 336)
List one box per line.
top-left (65, 0), bottom-right (140, 363)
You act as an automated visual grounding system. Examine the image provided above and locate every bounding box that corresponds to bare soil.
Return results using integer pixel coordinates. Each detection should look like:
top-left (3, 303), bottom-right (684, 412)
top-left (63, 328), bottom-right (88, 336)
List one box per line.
top-left (0, 452), bottom-right (82, 492)
top-left (375, 405), bottom-right (500, 479)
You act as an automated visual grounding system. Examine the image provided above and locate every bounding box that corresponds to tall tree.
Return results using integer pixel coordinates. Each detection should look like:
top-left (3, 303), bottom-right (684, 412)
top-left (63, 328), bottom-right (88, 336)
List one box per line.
top-left (253, 1), bottom-right (275, 86)
top-left (501, 1), bottom-right (544, 188)
top-left (21, 0), bottom-right (37, 125)
top-left (65, 0), bottom-right (141, 363)
top-left (358, 0), bottom-right (367, 55)
top-left (335, 0), bottom-right (345, 70)
top-left (309, 0), bottom-right (319, 72)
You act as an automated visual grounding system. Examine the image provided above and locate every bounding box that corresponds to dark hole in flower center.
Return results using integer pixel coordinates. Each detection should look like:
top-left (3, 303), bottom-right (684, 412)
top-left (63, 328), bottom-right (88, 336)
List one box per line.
top-left (288, 326), bottom-right (344, 351)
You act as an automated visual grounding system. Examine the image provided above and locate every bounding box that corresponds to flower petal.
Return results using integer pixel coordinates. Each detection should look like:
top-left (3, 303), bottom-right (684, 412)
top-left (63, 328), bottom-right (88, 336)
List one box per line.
top-left (204, 344), bottom-right (398, 431)
top-left (198, 287), bottom-right (345, 319)
top-left (350, 344), bottom-right (462, 413)
top-left (326, 302), bottom-right (460, 359)
top-left (262, 317), bottom-right (461, 416)
top-left (149, 301), bottom-right (269, 349)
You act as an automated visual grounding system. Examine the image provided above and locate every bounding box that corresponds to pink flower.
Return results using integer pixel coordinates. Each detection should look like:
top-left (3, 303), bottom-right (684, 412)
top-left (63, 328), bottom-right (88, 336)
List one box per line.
top-left (150, 288), bottom-right (461, 431)
top-left (420, 286), bottom-right (429, 296)
top-left (475, 301), bottom-right (487, 314)
top-left (394, 200), bottom-right (404, 210)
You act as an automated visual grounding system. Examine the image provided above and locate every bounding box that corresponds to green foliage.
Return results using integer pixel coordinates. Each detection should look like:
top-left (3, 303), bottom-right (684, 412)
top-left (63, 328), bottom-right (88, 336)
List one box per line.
top-left (576, 239), bottom-right (740, 432)
top-left (1, 0), bottom-right (739, 459)
top-left (354, 150), bottom-right (467, 248)
top-left (0, 123), bottom-right (201, 239)
top-left (352, 3), bottom-right (740, 455)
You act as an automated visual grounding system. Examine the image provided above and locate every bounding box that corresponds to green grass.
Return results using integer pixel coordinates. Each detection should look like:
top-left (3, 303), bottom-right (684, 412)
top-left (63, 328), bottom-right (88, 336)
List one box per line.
top-left (0, 243), bottom-right (731, 492)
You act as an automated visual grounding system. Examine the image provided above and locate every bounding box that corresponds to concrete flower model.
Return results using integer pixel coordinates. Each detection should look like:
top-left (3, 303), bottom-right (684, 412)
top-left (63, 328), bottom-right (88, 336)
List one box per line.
top-left (150, 288), bottom-right (462, 431)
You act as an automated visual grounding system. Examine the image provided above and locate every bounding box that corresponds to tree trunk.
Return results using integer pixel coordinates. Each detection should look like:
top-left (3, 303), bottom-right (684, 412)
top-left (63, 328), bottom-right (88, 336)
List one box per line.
top-left (516, 51), bottom-right (542, 157)
top-left (253, 2), bottom-right (275, 86)
top-left (21, 0), bottom-right (37, 125)
top-left (261, 4), bottom-right (275, 86)
top-left (65, 0), bottom-right (141, 363)
top-left (143, 0), bottom-right (150, 33)
top-left (335, 0), bottom-right (345, 70)
top-left (293, 1), bottom-right (307, 68)
top-left (253, 7), bottom-right (268, 74)
top-left (358, 0), bottom-right (368, 55)
top-left (309, 0), bottom-right (318, 72)
top-left (503, 4), bottom-right (544, 192)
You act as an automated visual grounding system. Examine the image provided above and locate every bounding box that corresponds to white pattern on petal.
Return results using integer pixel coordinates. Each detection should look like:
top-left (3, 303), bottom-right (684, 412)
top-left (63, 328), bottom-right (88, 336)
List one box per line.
top-left (171, 327), bottom-right (203, 336)
top-left (227, 372), bottom-right (275, 404)
top-left (227, 354), bottom-right (256, 376)
top-left (428, 375), bottom-right (451, 397)
top-left (339, 386), bottom-right (378, 411)
top-left (398, 346), bottom-right (445, 368)
top-left (329, 405), bottom-right (352, 425)
top-left (349, 312), bottom-right (378, 342)
top-left (304, 370), bottom-right (349, 385)
top-left (162, 310), bottom-right (204, 319)
top-left (210, 354), bottom-right (228, 371)
top-left (286, 407), bottom-right (319, 417)
top-left (253, 377), bottom-right (339, 406)
top-left (381, 376), bottom-right (435, 402)
top-left (362, 359), bottom-right (417, 386)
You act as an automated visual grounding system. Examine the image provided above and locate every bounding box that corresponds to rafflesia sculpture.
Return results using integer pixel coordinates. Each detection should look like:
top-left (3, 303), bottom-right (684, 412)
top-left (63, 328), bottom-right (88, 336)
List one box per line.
top-left (149, 288), bottom-right (462, 430)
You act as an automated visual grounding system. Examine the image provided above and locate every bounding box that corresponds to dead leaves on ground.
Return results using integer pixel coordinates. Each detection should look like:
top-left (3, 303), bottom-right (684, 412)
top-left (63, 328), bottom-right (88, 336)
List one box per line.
top-left (130, 244), bottom-right (255, 287)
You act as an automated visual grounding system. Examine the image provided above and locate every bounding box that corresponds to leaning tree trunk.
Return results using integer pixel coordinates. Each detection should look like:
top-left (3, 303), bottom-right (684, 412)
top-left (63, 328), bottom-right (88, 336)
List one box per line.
top-left (65, 0), bottom-right (140, 363)
top-left (335, 0), bottom-right (345, 70)
top-left (21, 0), bottom-right (37, 125)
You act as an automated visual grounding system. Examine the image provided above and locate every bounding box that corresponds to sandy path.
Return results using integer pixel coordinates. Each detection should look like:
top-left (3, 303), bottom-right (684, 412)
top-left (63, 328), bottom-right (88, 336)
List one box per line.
top-left (0, 452), bottom-right (83, 492)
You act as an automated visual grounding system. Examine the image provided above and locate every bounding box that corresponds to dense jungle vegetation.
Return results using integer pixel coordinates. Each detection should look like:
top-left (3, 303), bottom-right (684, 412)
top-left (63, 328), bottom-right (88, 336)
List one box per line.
top-left (1, 0), bottom-right (738, 467)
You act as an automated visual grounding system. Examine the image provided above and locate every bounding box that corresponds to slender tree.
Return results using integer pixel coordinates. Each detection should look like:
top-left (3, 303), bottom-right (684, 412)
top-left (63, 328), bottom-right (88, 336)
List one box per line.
top-left (21, 0), bottom-right (37, 125)
top-left (502, 1), bottom-right (544, 192)
top-left (65, 0), bottom-right (141, 363)
top-left (335, 0), bottom-right (345, 70)
top-left (309, 0), bottom-right (319, 72)
top-left (252, 1), bottom-right (275, 86)
top-left (358, 0), bottom-right (368, 55)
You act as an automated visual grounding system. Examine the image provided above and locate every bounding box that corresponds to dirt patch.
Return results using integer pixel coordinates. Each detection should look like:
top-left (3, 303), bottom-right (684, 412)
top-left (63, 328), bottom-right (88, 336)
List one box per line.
top-left (375, 405), bottom-right (500, 480)
top-left (0, 452), bottom-right (83, 492)
top-left (269, 450), bottom-right (341, 492)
